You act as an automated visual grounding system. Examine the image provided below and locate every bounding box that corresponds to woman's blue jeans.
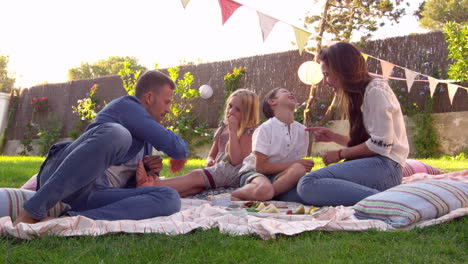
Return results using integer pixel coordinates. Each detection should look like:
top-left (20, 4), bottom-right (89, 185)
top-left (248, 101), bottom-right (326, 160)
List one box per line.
top-left (23, 123), bottom-right (181, 221)
top-left (276, 156), bottom-right (402, 206)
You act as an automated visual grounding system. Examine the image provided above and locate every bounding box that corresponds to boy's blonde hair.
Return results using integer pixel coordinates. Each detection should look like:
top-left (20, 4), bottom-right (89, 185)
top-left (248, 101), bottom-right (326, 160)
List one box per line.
top-left (223, 89), bottom-right (260, 137)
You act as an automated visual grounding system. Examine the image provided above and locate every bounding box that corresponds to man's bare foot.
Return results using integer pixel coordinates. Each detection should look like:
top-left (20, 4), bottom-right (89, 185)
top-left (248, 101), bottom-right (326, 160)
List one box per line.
top-left (136, 160), bottom-right (164, 188)
top-left (13, 210), bottom-right (39, 225)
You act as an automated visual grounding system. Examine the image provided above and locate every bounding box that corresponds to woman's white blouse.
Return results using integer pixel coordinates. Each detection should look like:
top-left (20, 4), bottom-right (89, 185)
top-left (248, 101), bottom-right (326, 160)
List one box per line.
top-left (362, 78), bottom-right (409, 165)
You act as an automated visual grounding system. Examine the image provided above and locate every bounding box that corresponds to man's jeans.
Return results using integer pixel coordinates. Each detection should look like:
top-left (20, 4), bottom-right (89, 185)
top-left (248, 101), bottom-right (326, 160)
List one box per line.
top-left (23, 123), bottom-right (180, 221)
top-left (276, 156), bottom-right (402, 206)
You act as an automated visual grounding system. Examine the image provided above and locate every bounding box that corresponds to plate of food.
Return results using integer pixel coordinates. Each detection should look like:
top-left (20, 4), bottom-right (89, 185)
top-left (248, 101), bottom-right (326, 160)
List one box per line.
top-left (224, 201), bottom-right (328, 218)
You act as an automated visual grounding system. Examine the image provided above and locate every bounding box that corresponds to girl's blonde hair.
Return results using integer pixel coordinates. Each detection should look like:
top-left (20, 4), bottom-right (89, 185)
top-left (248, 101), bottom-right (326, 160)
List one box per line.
top-left (223, 89), bottom-right (260, 137)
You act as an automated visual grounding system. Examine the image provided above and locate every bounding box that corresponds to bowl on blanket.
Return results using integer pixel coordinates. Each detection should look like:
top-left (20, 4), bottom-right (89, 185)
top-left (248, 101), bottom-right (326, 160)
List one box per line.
top-left (353, 180), bottom-right (468, 227)
top-left (0, 188), bottom-right (70, 221)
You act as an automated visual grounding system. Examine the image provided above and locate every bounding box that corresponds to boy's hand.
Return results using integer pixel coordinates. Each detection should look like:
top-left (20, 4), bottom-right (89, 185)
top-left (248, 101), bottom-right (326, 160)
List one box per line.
top-left (143, 155), bottom-right (163, 175)
top-left (306, 127), bottom-right (335, 143)
top-left (321, 150), bottom-right (341, 166)
top-left (169, 158), bottom-right (187, 173)
top-left (296, 159), bottom-right (314, 172)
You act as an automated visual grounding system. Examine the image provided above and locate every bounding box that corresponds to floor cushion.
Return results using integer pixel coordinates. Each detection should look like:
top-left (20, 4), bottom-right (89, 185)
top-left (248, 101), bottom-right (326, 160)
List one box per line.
top-left (353, 180), bottom-right (468, 227)
top-left (0, 188), bottom-right (70, 221)
top-left (402, 159), bottom-right (444, 177)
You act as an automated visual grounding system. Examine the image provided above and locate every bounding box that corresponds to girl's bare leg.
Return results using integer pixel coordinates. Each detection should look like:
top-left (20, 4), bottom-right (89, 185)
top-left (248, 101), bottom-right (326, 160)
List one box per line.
top-left (231, 177), bottom-right (274, 201)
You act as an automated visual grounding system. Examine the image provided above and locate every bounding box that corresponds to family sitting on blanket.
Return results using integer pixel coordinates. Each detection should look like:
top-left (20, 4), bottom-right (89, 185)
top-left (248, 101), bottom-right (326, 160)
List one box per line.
top-left (15, 41), bottom-right (409, 224)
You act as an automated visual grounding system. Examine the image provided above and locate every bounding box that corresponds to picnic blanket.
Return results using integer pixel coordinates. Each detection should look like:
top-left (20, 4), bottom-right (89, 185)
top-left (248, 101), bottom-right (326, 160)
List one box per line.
top-left (1, 171), bottom-right (467, 240)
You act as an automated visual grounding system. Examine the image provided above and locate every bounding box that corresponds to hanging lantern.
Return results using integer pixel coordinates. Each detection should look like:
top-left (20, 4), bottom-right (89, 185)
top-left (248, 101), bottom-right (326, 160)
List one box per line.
top-left (199, 84), bottom-right (213, 99)
top-left (298, 61), bottom-right (323, 85)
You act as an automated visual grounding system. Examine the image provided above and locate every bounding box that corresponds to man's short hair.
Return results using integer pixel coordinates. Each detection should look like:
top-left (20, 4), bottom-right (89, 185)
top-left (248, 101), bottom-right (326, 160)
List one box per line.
top-left (135, 70), bottom-right (176, 98)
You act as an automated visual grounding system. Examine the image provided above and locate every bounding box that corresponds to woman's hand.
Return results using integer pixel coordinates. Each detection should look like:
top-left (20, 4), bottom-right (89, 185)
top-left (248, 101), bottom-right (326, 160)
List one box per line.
top-left (206, 157), bottom-right (216, 167)
top-left (321, 150), bottom-right (342, 166)
top-left (306, 127), bottom-right (336, 143)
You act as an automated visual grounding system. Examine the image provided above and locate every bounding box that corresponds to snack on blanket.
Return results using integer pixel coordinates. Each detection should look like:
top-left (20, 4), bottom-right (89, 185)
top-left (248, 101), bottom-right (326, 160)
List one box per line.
top-left (293, 204), bottom-right (305, 214)
top-left (307, 206), bottom-right (317, 214)
top-left (259, 204), bottom-right (280, 213)
top-left (207, 193), bottom-right (231, 206)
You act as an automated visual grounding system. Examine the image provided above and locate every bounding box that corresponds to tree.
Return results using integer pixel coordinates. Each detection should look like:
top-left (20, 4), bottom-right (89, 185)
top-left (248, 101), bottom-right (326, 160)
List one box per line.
top-left (0, 55), bottom-right (15, 93)
top-left (417, 0), bottom-right (468, 31)
top-left (68, 56), bottom-right (147, 80)
top-left (444, 22), bottom-right (468, 82)
top-left (302, 0), bottom-right (408, 127)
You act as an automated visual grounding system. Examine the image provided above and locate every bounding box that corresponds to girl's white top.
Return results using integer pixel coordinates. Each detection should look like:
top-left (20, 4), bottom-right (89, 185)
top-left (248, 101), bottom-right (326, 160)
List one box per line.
top-left (362, 78), bottom-right (409, 165)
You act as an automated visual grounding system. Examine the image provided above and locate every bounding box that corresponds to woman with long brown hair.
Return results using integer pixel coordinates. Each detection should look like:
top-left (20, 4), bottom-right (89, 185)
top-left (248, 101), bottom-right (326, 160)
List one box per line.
top-left (296, 42), bottom-right (409, 206)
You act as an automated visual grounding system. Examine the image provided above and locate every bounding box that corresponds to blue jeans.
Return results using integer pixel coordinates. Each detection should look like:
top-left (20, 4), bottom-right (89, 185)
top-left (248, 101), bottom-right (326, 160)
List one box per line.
top-left (23, 123), bottom-right (181, 221)
top-left (278, 156), bottom-right (402, 206)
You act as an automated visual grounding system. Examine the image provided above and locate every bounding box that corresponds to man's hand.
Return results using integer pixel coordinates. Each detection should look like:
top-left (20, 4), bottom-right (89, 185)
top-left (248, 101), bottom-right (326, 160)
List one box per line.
top-left (170, 158), bottom-right (187, 173)
top-left (136, 160), bottom-right (156, 188)
top-left (143, 155), bottom-right (163, 175)
top-left (295, 159), bottom-right (315, 172)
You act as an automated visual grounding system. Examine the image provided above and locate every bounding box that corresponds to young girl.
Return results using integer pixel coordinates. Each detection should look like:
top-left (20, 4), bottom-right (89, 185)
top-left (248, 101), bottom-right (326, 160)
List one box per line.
top-left (137, 89), bottom-right (260, 197)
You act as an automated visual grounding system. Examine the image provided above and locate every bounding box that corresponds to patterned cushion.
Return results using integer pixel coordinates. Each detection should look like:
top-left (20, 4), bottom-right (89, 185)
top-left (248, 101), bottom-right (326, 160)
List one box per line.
top-left (353, 180), bottom-right (468, 227)
top-left (0, 188), bottom-right (70, 221)
top-left (402, 159), bottom-right (444, 177)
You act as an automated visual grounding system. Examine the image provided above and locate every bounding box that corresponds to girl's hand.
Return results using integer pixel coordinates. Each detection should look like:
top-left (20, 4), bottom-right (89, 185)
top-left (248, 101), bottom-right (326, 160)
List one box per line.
top-left (227, 115), bottom-right (239, 134)
top-left (306, 127), bottom-right (335, 143)
top-left (206, 157), bottom-right (216, 167)
top-left (169, 158), bottom-right (187, 173)
top-left (321, 150), bottom-right (341, 166)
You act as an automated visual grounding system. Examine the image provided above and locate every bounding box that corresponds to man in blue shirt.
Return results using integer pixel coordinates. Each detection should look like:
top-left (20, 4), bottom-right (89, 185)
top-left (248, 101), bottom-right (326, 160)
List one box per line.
top-left (15, 70), bottom-right (189, 224)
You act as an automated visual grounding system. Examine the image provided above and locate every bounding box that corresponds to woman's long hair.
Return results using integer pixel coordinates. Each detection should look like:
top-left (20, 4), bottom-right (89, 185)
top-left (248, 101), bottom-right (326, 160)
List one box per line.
top-left (318, 42), bottom-right (372, 147)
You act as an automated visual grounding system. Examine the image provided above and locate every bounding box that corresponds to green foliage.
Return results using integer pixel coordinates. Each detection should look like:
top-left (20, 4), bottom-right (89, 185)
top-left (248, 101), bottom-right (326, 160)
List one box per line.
top-left (443, 22), bottom-right (468, 82)
top-left (118, 61), bottom-right (142, 96)
top-left (0, 55), bottom-right (15, 93)
top-left (304, 0), bottom-right (407, 45)
top-left (165, 66), bottom-right (212, 157)
top-left (418, 0), bottom-right (467, 30)
top-left (223, 66), bottom-right (247, 100)
top-left (68, 56), bottom-right (147, 80)
top-left (19, 122), bottom-right (35, 156)
top-left (37, 114), bottom-right (63, 156)
top-left (31, 97), bottom-right (49, 113)
top-left (70, 84), bottom-right (103, 139)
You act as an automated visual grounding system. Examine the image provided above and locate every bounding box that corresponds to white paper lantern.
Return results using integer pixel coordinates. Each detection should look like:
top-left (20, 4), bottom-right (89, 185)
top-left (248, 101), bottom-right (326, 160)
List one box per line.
top-left (199, 84), bottom-right (213, 99)
top-left (298, 61), bottom-right (323, 85)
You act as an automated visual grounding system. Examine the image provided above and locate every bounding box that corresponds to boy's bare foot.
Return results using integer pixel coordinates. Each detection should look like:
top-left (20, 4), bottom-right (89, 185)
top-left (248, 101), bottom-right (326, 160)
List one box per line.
top-left (13, 210), bottom-right (39, 225)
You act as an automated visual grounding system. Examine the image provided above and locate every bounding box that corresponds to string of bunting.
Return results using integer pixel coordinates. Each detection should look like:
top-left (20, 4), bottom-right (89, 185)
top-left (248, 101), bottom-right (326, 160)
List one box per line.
top-left (181, 0), bottom-right (467, 104)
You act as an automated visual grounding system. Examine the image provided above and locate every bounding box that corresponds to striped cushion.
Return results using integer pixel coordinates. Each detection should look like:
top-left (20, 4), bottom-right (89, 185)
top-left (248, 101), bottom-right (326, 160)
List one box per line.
top-left (0, 188), bottom-right (70, 221)
top-left (402, 159), bottom-right (444, 177)
top-left (353, 180), bottom-right (468, 227)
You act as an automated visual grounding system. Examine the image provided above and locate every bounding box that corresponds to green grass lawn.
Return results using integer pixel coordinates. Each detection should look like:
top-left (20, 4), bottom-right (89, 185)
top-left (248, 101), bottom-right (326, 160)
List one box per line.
top-left (0, 156), bottom-right (467, 263)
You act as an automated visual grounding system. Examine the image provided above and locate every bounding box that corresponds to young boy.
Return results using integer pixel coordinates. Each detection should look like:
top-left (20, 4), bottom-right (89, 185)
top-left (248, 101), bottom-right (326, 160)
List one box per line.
top-left (231, 88), bottom-right (314, 201)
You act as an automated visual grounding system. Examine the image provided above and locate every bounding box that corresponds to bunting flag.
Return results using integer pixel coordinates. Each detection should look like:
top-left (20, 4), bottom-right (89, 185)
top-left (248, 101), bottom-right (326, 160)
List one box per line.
top-left (361, 53), bottom-right (369, 61)
top-left (293, 27), bottom-right (311, 55)
top-left (180, 0), bottom-right (190, 9)
top-left (447, 83), bottom-right (459, 105)
top-left (380, 60), bottom-right (395, 80)
top-left (428, 76), bottom-right (439, 97)
top-left (257, 11), bottom-right (279, 42)
top-left (218, 0), bottom-right (242, 25)
top-left (404, 69), bottom-right (419, 93)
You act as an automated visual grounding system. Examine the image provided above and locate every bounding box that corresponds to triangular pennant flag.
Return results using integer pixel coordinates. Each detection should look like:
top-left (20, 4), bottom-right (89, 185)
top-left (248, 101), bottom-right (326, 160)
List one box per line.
top-left (447, 83), bottom-right (459, 105)
top-left (257, 11), bottom-right (279, 42)
top-left (404, 69), bottom-right (419, 93)
top-left (428, 76), bottom-right (439, 97)
top-left (361, 53), bottom-right (369, 61)
top-left (293, 26), bottom-right (311, 55)
top-left (218, 0), bottom-right (242, 25)
top-left (380, 60), bottom-right (395, 79)
top-left (181, 0), bottom-right (190, 9)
